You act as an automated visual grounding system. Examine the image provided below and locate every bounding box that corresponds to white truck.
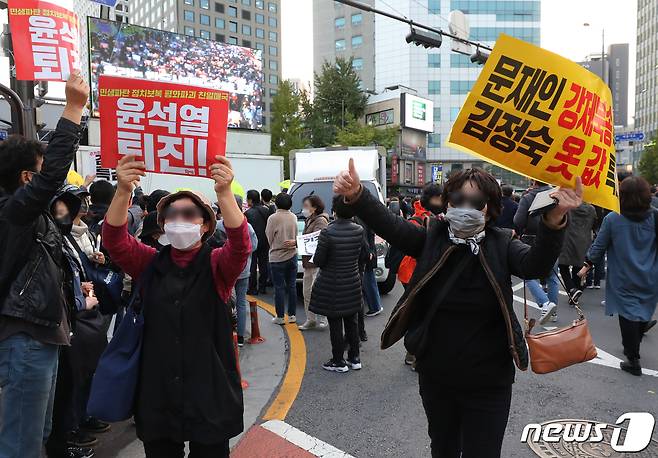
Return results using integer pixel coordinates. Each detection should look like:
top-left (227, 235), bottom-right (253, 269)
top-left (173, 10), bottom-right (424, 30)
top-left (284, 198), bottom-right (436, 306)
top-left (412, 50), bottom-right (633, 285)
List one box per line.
top-left (288, 146), bottom-right (397, 294)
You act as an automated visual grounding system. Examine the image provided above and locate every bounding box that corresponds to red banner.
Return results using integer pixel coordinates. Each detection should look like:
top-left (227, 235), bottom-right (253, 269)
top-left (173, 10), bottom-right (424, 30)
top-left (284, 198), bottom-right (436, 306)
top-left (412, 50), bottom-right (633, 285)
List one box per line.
top-left (99, 76), bottom-right (229, 178)
top-left (391, 154), bottom-right (399, 184)
top-left (8, 0), bottom-right (80, 81)
top-left (417, 164), bottom-right (425, 185)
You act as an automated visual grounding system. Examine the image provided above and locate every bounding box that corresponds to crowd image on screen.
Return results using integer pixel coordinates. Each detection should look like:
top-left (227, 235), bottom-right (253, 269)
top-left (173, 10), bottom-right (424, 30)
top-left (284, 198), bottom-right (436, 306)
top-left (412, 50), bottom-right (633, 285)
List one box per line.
top-left (89, 19), bottom-right (264, 130)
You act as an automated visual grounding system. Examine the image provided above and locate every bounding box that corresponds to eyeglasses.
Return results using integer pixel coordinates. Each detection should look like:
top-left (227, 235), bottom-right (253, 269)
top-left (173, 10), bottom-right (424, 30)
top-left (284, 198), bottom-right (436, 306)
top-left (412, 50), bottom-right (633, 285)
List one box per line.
top-left (448, 192), bottom-right (488, 211)
top-left (162, 206), bottom-right (204, 221)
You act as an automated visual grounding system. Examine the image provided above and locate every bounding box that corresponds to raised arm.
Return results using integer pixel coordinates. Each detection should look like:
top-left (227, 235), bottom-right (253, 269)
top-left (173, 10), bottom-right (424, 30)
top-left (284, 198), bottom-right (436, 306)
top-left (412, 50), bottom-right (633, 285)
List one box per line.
top-left (6, 73), bottom-right (89, 225)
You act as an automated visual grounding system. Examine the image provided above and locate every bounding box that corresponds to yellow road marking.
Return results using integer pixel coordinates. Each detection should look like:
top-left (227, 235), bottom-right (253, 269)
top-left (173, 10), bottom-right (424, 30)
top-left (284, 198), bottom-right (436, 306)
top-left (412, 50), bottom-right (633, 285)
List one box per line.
top-left (248, 295), bottom-right (306, 421)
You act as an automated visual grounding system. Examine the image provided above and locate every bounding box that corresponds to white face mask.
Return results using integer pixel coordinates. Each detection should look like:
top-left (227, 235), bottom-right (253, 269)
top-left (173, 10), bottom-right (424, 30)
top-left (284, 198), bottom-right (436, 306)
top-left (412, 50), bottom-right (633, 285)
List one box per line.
top-left (302, 208), bottom-right (311, 218)
top-left (163, 222), bottom-right (203, 251)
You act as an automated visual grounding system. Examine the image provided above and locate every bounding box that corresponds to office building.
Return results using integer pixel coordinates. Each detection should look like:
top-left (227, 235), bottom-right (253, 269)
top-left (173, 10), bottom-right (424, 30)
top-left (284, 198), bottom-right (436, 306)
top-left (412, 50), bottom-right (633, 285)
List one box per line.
top-left (313, 0), bottom-right (376, 92)
top-left (635, 0), bottom-right (658, 163)
top-left (129, 0), bottom-right (282, 127)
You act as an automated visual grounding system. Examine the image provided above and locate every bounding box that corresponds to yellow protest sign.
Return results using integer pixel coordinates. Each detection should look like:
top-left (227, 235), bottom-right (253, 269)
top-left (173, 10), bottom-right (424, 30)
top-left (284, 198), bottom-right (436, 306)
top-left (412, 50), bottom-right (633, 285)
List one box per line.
top-left (447, 34), bottom-right (619, 212)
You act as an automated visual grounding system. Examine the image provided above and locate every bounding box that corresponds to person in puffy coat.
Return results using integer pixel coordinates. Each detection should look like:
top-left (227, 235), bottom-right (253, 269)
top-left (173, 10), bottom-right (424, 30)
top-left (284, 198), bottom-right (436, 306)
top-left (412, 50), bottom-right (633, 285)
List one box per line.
top-left (310, 195), bottom-right (368, 373)
top-left (558, 202), bottom-right (597, 304)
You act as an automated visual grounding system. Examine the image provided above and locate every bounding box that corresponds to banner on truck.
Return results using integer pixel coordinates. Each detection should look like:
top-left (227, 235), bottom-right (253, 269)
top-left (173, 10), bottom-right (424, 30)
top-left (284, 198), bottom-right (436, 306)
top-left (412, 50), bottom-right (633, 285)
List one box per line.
top-left (447, 34), bottom-right (619, 212)
top-left (99, 76), bottom-right (229, 178)
top-left (7, 0), bottom-right (81, 81)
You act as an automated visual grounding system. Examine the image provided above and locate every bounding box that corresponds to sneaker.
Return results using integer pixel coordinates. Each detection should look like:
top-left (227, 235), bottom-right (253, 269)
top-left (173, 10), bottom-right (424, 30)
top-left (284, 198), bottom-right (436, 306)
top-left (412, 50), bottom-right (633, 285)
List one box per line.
top-left (404, 352), bottom-right (416, 366)
top-left (67, 430), bottom-right (98, 448)
top-left (237, 335), bottom-right (245, 347)
top-left (538, 302), bottom-right (557, 325)
top-left (359, 331), bottom-right (368, 342)
top-left (272, 317), bottom-right (285, 325)
top-left (551, 311), bottom-right (558, 322)
top-left (80, 417), bottom-right (110, 434)
top-left (288, 315), bottom-right (297, 324)
top-left (322, 359), bottom-right (349, 373)
top-left (594, 284), bottom-right (601, 289)
top-left (67, 447), bottom-right (95, 458)
top-left (620, 358), bottom-right (642, 376)
top-left (586, 284), bottom-right (596, 289)
top-left (568, 288), bottom-right (583, 306)
top-left (365, 308), bottom-right (383, 317)
top-left (317, 319), bottom-right (328, 329)
top-left (644, 320), bottom-right (657, 334)
top-left (348, 358), bottom-right (362, 370)
top-left (298, 320), bottom-right (317, 331)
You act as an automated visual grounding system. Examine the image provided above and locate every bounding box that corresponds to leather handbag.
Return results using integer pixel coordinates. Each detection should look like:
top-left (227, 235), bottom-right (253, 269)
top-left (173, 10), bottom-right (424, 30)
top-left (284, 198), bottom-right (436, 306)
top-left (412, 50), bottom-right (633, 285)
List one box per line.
top-left (523, 280), bottom-right (597, 374)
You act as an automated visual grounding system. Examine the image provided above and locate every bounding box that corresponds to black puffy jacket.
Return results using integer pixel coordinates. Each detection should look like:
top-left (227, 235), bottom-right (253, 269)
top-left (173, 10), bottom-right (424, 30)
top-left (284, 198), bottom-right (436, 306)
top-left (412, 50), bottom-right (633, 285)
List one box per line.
top-left (0, 118), bottom-right (82, 327)
top-left (309, 218), bottom-right (368, 318)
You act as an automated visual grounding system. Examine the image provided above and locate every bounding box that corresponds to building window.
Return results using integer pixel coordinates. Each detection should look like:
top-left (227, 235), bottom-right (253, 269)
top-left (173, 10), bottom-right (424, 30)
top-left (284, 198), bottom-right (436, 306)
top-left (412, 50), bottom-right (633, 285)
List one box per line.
top-left (428, 54), bottom-right (440, 68)
top-left (184, 10), bottom-right (194, 22)
top-left (428, 80), bottom-right (440, 94)
top-left (242, 9), bottom-right (251, 20)
top-left (243, 39), bottom-right (251, 47)
top-left (184, 0), bottom-right (193, 4)
top-left (428, 133), bottom-right (441, 148)
top-left (256, 27), bottom-right (264, 38)
top-left (228, 6), bottom-right (237, 17)
top-left (256, 0), bottom-right (264, 9)
top-left (269, 59), bottom-right (278, 70)
top-left (256, 42), bottom-right (265, 51)
top-left (269, 31), bottom-right (277, 42)
top-left (450, 54), bottom-right (474, 68)
top-left (351, 35), bottom-right (363, 48)
top-left (335, 39), bottom-right (346, 51)
top-left (200, 14), bottom-right (210, 25)
top-left (270, 88), bottom-right (278, 97)
top-left (200, 0), bottom-right (209, 9)
top-left (269, 74), bottom-right (279, 85)
top-left (229, 21), bottom-right (238, 32)
top-left (352, 58), bottom-right (363, 70)
top-left (433, 107), bottom-right (441, 121)
top-left (184, 26), bottom-right (195, 36)
top-left (256, 13), bottom-right (265, 23)
top-left (450, 80), bottom-right (475, 95)
top-left (215, 2), bottom-right (224, 13)
top-left (228, 36), bottom-right (238, 45)
top-left (269, 45), bottom-right (277, 56)
top-left (216, 33), bottom-right (225, 42)
top-left (450, 107), bottom-right (461, 121)
top-left (269, 16), bottom-right (277, 27)
top-left (335, 17), bottom-right (345, 28)
top-left (242, 24), bottom-right (251, 35)
top-left (428, 0), bottom-right (439, 13)
top-left (200, 29), bottom-right (210, 39)
top-left (242, 0), bottom-right (251, 5)
top-left (268, 2), bottom-right (277, 13)
top-left (215, 18), bottom-right (225, 28)
top-left (351, 13), bottom-right (362, 25)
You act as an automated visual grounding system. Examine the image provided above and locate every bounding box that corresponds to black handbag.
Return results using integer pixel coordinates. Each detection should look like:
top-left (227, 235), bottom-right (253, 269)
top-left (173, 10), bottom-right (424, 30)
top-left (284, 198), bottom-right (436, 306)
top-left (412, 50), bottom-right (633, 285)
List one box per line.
top-left (404, 254), bottom-right (472, 358)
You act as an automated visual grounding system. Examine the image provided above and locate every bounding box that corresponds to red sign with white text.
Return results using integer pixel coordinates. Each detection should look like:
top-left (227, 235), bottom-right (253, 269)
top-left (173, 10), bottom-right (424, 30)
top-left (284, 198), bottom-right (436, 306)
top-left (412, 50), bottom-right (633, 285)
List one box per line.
top-left (99, 76), bottom-right (229, 178)
top-left (8, 0), bottom-right (81, 81)
top-left (417, 164), bottom-right (425, 185)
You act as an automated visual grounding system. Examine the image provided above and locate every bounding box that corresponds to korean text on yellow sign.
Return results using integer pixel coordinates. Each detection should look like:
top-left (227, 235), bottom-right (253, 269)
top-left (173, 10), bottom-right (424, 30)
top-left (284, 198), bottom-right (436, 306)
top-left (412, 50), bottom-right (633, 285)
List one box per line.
top-left (447, 34), bottom-right (619, 212)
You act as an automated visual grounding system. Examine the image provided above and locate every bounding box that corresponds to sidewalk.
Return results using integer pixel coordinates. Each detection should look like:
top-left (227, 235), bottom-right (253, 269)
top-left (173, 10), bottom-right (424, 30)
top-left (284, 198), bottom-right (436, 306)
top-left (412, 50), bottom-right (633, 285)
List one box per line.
top-left (93, 306), bottom-right (286, 457)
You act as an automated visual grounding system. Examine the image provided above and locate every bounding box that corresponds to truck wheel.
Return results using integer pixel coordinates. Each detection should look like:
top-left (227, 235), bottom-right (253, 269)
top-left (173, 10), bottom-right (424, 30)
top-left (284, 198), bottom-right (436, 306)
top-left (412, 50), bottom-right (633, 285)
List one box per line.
top-left (377, 270), bottom-right (397, 295)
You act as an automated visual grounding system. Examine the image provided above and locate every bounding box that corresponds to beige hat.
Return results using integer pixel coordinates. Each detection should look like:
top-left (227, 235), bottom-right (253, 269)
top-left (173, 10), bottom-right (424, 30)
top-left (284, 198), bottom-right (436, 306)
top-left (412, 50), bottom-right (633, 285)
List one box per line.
top-left (156, 190), bottom-right (217, 241)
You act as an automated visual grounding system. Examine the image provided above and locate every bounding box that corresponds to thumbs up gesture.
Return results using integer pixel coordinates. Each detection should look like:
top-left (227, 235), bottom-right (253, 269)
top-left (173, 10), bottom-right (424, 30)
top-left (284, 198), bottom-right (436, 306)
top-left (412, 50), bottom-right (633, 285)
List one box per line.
top-left (333, 158), bottom-right (362, 200)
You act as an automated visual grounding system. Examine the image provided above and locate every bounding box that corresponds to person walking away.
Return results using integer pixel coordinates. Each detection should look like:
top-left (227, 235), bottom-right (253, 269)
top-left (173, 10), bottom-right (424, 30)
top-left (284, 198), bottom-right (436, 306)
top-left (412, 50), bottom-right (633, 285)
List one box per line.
top-left (310, 195), bottom-right (369, 373)
top-left (558, 202), bottom-right (596, 305)
top-left (578, 176), bottom-right (658, 376)
top-left (514, 179), bottom-right (560, 323)
top-left (0, 73), bottom-right (89, 458)
top-left (585, 205), bottom-right (606, 289)
top-left (266, 193), bottom-right (299, 324)
top-left (217, 195), bottom-right (258, 346)
top-left (298, 195), bottom-right (330, 331)
top-left (334, 161), bottom-right (579, 457)
top-left (245, 189), bottom-right (271, 294)
top-left (261, 188), bottom-right (276, 215)
top-left (102, 154), bottom-right (251, 457)
top-left (359, 218), bottom-right (384, 317)
top-left (495, 185), bottom-right (518, 231)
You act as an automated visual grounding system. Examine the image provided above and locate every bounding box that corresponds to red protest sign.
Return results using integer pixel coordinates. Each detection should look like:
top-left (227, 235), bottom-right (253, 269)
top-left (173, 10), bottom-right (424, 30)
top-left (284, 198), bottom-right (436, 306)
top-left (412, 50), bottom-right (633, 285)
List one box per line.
top-left (99, 76), bottom-right (229, 178)
top-left (7, 0), bottom-right (81, 81)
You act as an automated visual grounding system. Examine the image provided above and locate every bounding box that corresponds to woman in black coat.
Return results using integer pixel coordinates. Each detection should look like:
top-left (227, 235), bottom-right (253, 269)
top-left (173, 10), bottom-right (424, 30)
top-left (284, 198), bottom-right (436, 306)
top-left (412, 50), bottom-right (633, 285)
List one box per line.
top-left (310, 195), bottom-right (368, 373)
top-left (334, 160), bottom-right (582, 458)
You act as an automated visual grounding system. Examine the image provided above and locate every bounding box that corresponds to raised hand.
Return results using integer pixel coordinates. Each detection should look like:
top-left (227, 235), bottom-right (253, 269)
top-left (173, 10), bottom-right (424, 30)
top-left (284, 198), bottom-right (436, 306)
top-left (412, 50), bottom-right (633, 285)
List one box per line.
top-left (333, 158), bottom-right (361, 200)
top-left (545, 177), bottom-right (584, 226)
top-left (62, 71), bottom-right (90, 125)
top-left (116, 155), bottom-right (146, 194)
top-left (210, 155), bottom-right (234, 196)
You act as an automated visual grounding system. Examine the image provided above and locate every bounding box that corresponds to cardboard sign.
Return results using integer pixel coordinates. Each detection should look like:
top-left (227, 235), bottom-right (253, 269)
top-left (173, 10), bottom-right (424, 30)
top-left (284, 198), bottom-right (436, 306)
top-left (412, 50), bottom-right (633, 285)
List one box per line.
top-left (99, 76), bottom-right (229, 178)
top-left (448, 34), bottom-right (619, 212)
top-left (7, 0), bottom-right (81, 81)
top-left (297, 230), bottom-right (321, 257)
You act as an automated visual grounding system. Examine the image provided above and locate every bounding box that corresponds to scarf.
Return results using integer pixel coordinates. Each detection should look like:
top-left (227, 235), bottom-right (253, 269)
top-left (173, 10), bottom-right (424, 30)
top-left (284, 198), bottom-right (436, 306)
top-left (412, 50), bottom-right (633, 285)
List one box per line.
top-left (447, 226), bottom-right (486, 255)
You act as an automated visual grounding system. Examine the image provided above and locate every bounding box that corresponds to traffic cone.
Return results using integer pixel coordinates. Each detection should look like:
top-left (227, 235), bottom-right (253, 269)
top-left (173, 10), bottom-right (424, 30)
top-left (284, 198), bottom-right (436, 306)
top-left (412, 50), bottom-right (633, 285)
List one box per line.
top-left (233, 332), bottom-right (249, 389)
top-left (248, 300), bottom-right (265, 344)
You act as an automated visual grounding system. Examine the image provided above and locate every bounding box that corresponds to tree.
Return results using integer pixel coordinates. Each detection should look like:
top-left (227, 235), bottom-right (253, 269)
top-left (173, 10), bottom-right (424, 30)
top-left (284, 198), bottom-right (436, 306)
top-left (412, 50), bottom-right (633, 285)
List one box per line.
top-left (335, 118), bottom-right (399, 150)
top-left (638, 138), bottom-right (658, 185)
top-left (300, 89), bottom-right (334, 148)
top-left (270, 80), bottom-right (307, 177)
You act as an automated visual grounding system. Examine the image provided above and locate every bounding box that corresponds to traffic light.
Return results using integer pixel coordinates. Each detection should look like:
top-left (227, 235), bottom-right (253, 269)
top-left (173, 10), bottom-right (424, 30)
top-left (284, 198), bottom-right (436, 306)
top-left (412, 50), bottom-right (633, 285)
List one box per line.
top-left (405, 27), bottom-right (442, 49)
top-left (470, 47), bottom-right (490, 65)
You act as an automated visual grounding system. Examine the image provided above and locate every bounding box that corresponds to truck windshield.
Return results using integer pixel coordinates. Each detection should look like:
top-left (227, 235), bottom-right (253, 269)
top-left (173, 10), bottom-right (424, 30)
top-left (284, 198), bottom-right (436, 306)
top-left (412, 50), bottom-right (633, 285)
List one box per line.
top-left (289, 182), bottom-right (378, 217)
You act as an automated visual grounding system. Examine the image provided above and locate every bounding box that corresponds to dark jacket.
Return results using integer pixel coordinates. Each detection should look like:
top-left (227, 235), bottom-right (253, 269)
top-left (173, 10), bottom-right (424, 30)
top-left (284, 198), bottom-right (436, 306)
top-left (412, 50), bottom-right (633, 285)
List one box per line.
top-left (245, 204), bottom-right (271, 252)
top-left (559, 203), bottom-right (596, 266)
top-left (496, 196), bottom-right (519, 230)
top-left (0, 118), bottom-right (82, 328)
top-left (513, 185), bottom-right (551, 237)
top-left (309, 218), bottom-right (368, 317)
top-left (339, 188), bottom-right (566, 371)
top-left (301, 212), bottom-right (329, 269)
top-left (356, 217), bottom-right (378, 271)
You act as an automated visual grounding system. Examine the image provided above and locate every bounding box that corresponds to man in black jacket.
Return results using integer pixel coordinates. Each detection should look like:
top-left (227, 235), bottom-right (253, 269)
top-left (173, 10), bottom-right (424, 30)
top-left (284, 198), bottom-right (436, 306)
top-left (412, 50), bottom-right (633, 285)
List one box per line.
top-left (245, 189), bottom-right (271, 294)
top-left (0, 72), bottom-right (89, 458)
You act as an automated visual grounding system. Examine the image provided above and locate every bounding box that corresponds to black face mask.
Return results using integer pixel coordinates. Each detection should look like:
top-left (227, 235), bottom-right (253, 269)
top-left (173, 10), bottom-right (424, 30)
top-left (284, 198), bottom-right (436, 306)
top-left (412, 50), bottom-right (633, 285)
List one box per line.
top-left (426, 204), bottom-right (444, 216)
top-left (55, 215), bottom-right (73, 235)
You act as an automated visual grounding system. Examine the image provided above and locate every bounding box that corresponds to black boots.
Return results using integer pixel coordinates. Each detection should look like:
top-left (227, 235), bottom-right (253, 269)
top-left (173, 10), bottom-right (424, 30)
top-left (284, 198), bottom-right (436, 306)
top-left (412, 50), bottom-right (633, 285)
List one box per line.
top-left (620, 358), bottom-right (642, 376)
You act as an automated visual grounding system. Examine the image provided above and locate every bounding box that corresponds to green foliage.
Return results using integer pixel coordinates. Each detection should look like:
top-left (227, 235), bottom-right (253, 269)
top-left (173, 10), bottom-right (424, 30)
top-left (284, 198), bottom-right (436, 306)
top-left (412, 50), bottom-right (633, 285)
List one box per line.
top-left (335, 118), bottom-right (398, 150)
top-left (638, 138), bottom-right (658, 185)
top-left (270, 80), bottom-right (307, 177)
